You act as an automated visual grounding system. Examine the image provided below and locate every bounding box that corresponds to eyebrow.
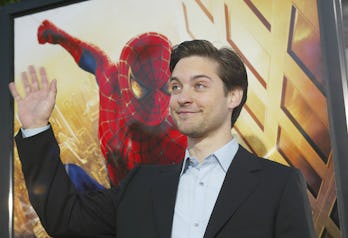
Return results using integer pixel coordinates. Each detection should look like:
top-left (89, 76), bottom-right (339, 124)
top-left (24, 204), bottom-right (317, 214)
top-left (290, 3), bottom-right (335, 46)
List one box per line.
top-left (170, 74), bottom-right (212, 82)
top-left (169, 76), bottom-right (178, 82)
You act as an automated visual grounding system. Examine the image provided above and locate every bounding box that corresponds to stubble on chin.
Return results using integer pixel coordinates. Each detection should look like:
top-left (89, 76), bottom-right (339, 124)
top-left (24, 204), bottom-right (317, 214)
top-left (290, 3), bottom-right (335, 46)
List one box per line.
top-left (174, 117), bottom-right (206, 138)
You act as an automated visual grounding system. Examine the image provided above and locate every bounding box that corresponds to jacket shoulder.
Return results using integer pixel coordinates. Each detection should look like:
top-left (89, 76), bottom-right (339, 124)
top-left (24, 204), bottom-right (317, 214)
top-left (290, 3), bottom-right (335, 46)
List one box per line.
top-left (237, 145), bottom-right (300, 178)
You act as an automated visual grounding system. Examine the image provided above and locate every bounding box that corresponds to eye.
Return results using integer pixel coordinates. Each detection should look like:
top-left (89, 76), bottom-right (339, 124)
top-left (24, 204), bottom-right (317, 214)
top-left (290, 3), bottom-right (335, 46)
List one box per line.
top-left (169, 82), bottom-right (182, 94)
top-left (129, 69), bottom-right (148, 99)
top-left (195, 82), bottom-right (206, 90)
top-left (161, 81), bottom-right (171, 96)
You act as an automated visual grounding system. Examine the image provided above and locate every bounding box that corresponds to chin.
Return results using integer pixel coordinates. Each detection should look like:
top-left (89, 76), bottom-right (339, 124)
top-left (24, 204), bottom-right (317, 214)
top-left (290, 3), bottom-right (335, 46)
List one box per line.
top-left (178, 128), bottom-right (203, 138)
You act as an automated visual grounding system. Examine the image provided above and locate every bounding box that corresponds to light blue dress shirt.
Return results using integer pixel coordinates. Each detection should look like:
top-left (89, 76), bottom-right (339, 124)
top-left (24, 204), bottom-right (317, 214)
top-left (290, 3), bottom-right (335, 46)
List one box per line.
top-left (171, 139), bottom-right (239, 238)
top-left (21, 125), bottom-right (50, 138)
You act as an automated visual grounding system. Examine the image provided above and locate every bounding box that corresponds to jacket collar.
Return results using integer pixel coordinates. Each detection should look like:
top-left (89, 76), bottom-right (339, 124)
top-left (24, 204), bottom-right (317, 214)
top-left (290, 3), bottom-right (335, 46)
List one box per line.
top-left (203, 146), bottom-right (262, 238)
top-left (151, 146), bottom-right (262, 238)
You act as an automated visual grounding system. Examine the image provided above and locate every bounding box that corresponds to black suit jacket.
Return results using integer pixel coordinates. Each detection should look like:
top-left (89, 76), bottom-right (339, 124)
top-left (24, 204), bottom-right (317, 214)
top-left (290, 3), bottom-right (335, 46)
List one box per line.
top-left (15, 128), bottom-right (315, 238)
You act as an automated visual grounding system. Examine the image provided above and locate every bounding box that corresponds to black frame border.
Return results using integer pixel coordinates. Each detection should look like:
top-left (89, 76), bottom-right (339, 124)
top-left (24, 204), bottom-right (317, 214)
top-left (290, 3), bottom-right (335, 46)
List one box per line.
top-left (318, 0), bottom-right (348, 237)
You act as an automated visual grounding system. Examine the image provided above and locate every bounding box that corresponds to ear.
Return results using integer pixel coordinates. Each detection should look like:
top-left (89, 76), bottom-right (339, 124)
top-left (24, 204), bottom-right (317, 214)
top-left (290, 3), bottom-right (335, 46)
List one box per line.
top-left (227, 88), bottom-right (243, 110)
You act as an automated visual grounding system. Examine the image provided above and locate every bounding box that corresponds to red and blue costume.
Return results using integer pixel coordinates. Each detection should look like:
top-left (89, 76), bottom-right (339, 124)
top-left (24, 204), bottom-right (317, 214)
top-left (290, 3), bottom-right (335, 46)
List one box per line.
top-left (37, 20), bottom-right (187, 187)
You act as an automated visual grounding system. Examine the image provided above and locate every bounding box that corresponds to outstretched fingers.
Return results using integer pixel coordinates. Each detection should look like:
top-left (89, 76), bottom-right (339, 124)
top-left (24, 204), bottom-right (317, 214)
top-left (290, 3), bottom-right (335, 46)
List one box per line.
top-left (21, 71), bottom-right (31, 95)
top-left (39, 67), bottom-right (49, 90)
top-left (39, 66), bottom-right (57, 102)
top-left (8, 82), bottom-right (21, 102)
top-left (48, 79), bottom-right (57, 102)
top-left (9, 66), bottom-right (57, 107)
top-left (29, 65), bottom-right (40, 91)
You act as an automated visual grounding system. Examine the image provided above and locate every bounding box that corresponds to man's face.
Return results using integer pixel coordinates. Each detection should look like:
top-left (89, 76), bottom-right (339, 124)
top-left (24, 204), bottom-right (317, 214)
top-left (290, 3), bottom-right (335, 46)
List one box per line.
top-left (169, 56), bottom-right (240, 139)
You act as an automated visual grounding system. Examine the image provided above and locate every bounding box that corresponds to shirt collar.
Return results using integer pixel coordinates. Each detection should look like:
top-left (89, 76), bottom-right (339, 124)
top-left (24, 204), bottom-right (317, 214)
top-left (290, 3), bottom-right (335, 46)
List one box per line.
top-left (180, 138), bottom-right (239, 175)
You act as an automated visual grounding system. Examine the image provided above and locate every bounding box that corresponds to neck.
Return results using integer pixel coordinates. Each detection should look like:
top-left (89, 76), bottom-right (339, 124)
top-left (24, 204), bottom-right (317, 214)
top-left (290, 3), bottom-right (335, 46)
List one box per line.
top-left (187, 131), bottom-right (233, 163)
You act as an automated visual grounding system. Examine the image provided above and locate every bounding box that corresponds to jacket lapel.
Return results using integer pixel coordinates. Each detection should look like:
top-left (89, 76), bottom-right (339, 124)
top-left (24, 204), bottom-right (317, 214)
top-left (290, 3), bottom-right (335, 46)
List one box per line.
top-left (203, 146), bottom-right (262, 238)
top-left (151, 164), bottom-right (182, 238)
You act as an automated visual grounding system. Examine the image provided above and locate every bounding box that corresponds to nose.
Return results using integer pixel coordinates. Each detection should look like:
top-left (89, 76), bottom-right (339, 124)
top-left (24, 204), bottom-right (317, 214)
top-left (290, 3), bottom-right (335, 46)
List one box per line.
top-left (176, 88), bottom-right (192, 105)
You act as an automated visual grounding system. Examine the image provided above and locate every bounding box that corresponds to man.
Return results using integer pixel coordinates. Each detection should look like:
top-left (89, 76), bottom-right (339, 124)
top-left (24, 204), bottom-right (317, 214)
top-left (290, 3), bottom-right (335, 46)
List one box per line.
top-left (10, 39), bottom-right (315, 237)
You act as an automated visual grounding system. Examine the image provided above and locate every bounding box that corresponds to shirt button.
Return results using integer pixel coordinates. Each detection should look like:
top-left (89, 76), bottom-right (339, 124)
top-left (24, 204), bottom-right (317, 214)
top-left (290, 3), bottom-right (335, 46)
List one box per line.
top-left (199, 181), bottom-right (204, 186)
top-left (194, 223), bottom-right (199, 227)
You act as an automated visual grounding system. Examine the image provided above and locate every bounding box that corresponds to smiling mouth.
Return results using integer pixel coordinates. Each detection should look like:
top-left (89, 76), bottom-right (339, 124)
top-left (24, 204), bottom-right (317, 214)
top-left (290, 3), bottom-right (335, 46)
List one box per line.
top-left (176, 111), bottom-right (198, 119)
top-left (178, 111), bottom-right (194, 114)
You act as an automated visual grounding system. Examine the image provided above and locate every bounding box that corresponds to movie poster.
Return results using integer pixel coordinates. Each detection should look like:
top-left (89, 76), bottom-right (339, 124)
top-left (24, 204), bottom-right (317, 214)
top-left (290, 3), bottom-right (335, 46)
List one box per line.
top-left (13, 0), bottom-right (339, 237)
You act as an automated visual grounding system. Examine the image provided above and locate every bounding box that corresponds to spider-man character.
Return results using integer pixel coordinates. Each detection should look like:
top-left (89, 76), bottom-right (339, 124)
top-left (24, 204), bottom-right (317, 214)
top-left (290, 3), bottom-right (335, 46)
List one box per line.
top-left (37, 20), bottom-right (187, 187)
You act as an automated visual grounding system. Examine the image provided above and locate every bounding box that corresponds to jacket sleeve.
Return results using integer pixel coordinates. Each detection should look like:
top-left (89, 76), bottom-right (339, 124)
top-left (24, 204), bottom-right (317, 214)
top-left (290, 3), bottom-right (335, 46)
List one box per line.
top-left (15, 127), bottom-right (122, 238)
top-left (274, 168), bottom-right (316, 238)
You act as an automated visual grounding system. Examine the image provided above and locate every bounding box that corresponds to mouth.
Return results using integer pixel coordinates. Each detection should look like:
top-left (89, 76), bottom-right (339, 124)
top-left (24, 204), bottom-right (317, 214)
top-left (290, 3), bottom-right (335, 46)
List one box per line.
top-left (176, 110), bottom-right (198, 119)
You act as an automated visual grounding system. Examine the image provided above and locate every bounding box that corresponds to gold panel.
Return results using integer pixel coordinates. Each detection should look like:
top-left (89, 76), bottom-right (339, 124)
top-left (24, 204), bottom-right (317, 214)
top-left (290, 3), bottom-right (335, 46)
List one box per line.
top-left (288, 6), bottom-right (324, 89)
top-left (277, 125), bottom-right (322, 197)
top-left (244, 0), bottom-right (272, 30)
top-left (281, 76), bottom-right (330, 162)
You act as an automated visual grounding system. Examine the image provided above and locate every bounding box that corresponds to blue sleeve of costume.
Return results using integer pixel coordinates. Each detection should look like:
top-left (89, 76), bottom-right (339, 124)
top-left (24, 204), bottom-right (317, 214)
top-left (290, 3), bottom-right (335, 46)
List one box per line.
top-left (64, 163), bottom-right (105, 193)
top-left (79, 50), bottom-right (97, 75)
